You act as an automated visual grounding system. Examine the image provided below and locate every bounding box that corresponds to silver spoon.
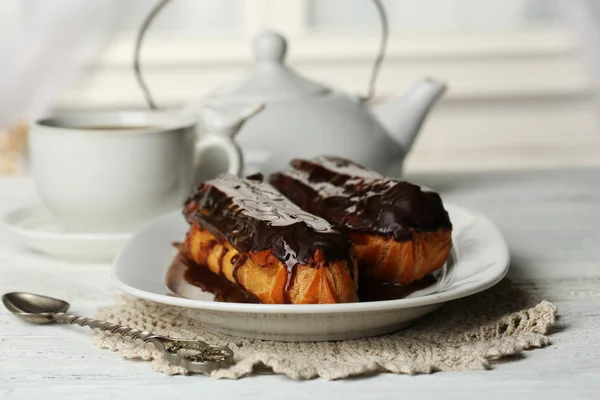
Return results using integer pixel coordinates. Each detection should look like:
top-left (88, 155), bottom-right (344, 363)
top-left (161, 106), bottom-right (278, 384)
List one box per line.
top-left (2, 292), bottom-right (234, 373)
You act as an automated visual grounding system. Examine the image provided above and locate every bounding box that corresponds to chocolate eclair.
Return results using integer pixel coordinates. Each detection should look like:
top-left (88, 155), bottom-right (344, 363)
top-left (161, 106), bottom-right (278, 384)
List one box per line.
top-left (182, 173), bottom-right (358, 304)
top-left (270, 156), bottom-right (453, 286)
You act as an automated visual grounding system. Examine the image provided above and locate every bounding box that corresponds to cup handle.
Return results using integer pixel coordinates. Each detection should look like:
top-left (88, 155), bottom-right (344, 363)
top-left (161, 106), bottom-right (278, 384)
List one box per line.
top-left (193, 103), bottom-right (265, 178)
top-left (194, 133), bottom-right (243, 177)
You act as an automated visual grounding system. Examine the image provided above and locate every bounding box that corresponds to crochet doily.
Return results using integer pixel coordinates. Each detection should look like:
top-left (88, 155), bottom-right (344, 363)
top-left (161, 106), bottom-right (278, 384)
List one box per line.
top-left (94, 279), bottom-right (557, 380)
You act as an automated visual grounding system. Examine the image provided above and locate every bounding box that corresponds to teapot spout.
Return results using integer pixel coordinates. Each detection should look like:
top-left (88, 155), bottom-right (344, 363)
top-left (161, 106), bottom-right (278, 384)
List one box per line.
top-left (370, 78), bottom-right (446, 153)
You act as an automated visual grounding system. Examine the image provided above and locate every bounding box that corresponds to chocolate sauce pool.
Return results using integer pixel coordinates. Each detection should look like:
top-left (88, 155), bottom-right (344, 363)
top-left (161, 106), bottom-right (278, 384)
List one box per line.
top-left (167, 249), bottom-right (439, 304)
top-left (166, 246), bottom-right (259, 303)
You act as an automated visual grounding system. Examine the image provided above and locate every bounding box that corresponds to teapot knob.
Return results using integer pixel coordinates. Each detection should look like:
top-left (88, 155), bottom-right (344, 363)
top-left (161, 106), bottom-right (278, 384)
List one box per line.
top-left (253, 31), bottom-right (287, 64)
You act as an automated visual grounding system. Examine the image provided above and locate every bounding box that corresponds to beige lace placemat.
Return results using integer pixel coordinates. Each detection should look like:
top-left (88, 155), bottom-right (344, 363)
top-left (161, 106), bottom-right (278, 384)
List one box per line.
top-left (94, 279), bottom-right (557, 380)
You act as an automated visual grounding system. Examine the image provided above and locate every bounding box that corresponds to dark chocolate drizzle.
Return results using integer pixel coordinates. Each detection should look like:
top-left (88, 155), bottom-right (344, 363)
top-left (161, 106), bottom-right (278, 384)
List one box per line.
top-left (179, 254), bottom-right (259, 304)
top-left (169, 250), bottom-right (437, 304)
top-left (183, 173), bottom-right (352, 270)
top-left (270, 156), bottom-right (452, 241)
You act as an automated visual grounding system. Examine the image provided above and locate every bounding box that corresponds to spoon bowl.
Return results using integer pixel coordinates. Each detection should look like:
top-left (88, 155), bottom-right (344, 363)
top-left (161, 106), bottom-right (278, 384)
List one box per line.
top-left (2, 292), bottom-right (70, 324)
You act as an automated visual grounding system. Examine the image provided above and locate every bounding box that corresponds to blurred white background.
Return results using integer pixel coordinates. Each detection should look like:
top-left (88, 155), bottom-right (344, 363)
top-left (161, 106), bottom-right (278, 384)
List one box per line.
top-left (2, 0), bottom-right (600, 172)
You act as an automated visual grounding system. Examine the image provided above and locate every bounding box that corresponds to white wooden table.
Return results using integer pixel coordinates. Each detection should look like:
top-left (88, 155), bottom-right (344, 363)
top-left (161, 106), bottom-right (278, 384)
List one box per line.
top-left (1, 169), bottom-right (600, 399)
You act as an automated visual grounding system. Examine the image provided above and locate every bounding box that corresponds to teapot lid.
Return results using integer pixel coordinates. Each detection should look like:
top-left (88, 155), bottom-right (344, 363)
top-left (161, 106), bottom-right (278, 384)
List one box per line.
top-left (206, 31), bottom-right (330, 104)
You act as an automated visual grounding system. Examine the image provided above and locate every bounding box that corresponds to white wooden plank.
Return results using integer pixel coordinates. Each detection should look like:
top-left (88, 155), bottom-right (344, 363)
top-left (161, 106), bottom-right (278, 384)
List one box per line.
top-left (1, 169), bottom-right (600, 398)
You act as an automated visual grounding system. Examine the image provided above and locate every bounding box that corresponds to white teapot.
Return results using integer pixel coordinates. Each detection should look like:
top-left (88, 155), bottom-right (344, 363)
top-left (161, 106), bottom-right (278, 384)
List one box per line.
top-left (188, 30), bottom-right (447, 177)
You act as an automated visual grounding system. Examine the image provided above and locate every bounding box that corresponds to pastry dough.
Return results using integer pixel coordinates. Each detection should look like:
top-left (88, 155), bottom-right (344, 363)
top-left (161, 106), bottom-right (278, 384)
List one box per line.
top-left (183, 173), bottom-right (358, 304)
top-left (270, 156), bottom-right (453, 286)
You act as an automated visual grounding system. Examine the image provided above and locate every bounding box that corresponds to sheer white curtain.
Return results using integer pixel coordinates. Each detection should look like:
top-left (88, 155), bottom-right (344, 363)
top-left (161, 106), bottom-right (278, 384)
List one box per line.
top-left (562, 0), bottom-right (600, 112)
top-left (0, 0), bottom-right (129, 129)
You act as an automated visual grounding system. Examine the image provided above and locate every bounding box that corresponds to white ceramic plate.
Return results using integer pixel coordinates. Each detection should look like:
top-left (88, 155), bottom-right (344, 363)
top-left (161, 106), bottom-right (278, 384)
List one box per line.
top-left (112, 203), bottom-right (510, 342)
top-left (2, 205), bottom-right (131, 262)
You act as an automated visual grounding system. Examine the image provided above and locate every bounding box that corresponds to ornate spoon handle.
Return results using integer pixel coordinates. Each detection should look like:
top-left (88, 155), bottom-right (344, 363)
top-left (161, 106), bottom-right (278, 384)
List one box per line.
top-left (52, 312), bottom-right (156, 342)
top-left (50, 312), bottom-right (234, 373)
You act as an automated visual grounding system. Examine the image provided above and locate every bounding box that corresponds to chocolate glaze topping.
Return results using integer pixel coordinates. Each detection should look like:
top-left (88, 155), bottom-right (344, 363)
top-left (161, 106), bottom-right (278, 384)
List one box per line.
top-left (183, 173), bottom-right (352, 269)
top-left (270, 156), bottom-right (452, 241)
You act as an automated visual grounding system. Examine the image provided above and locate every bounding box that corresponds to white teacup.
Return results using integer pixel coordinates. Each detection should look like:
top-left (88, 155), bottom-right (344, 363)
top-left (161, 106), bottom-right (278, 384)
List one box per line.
top-left (29, 110), bottom-right (242, 233)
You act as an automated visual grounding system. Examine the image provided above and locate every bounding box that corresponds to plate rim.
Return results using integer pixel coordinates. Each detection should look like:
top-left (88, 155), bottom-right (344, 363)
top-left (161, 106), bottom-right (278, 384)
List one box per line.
top-left (112, 202), bottom-right (510, 314)
top-left (2, 204), bottom-right (132, 242)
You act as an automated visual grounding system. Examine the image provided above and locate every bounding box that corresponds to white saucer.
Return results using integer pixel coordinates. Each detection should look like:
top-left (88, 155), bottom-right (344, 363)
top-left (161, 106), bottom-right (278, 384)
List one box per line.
top-left (112, 203), bottom-right (510, 342)
top-left (2, 205), bottom-right (131, 262)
